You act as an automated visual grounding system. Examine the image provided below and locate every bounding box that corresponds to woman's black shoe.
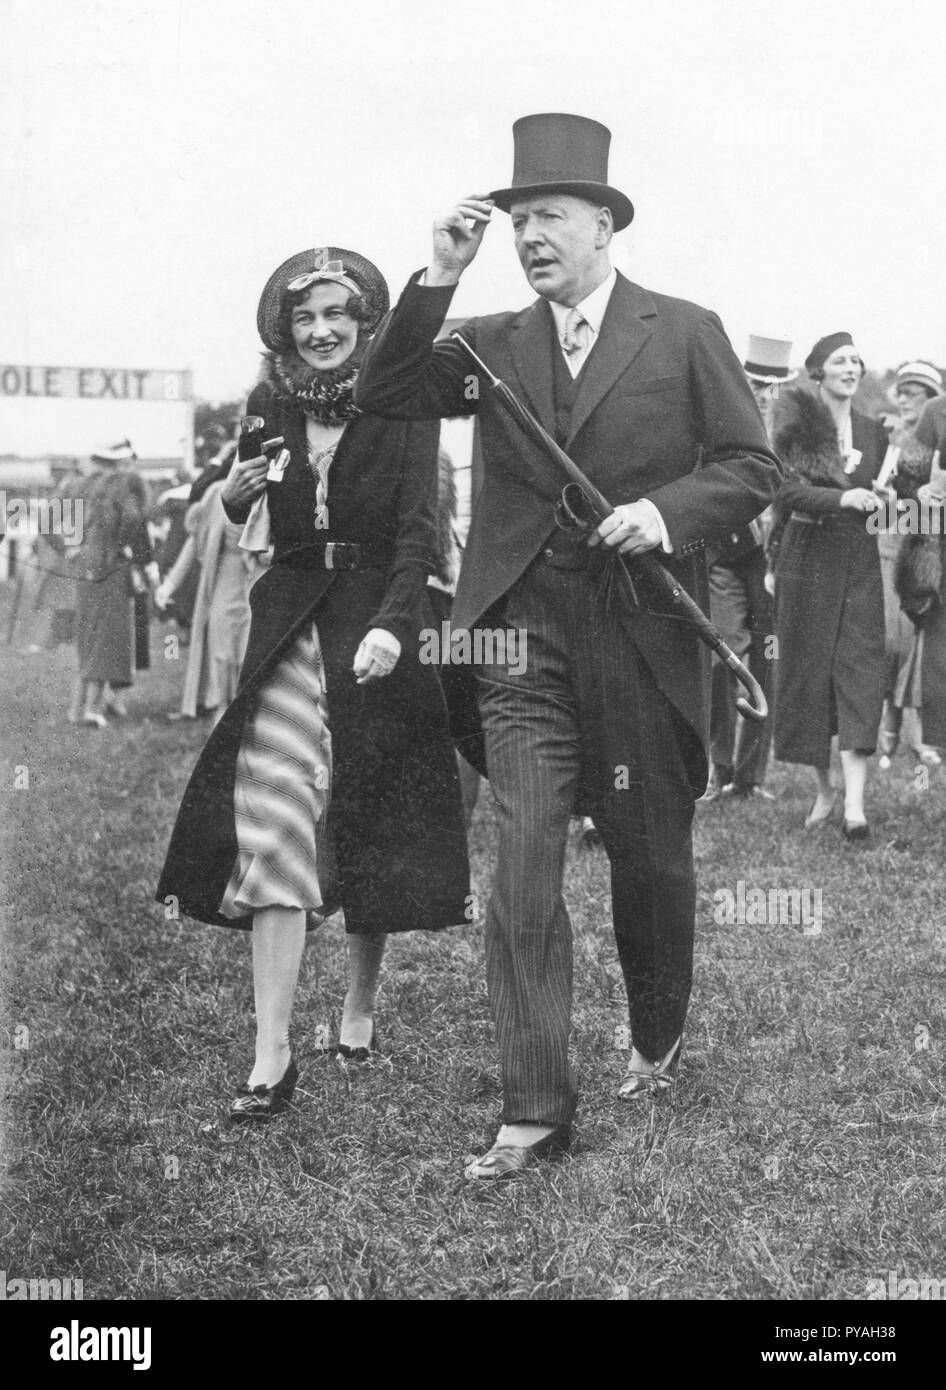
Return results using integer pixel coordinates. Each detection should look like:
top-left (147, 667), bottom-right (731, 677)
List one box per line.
top-left (229, 1057), bottom-right (299, 1122)
top-left (842, 819), bottom-right (870, 842)
top-left (336, 1024), bottom-right (377, 1063)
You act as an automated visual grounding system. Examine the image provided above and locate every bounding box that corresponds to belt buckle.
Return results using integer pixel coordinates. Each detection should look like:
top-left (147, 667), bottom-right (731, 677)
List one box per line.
top-left (324, 542), bottom-right (336, 569)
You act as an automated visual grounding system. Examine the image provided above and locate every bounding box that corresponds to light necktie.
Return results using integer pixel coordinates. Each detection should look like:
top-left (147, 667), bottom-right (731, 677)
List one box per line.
top-left (562, 308), bottom-right (590, 357)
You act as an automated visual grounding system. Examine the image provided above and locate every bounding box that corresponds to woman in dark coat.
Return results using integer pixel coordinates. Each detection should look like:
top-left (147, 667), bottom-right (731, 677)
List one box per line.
top-left (156, 246), bottom-right (470, 1119)
top-left (771, 333), bottom-right (888, 839)
top-left (69, 440), bottom-right (154, 727)
top-left (891, 392), bottom-right (946, 751)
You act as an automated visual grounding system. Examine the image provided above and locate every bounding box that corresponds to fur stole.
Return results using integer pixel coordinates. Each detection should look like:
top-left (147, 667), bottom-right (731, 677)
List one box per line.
top-left (258, 349), bottom-right (361, 425)
top-left (772, 388), bottom-right (849, 488)
top-left (893, 431), bottom-right (943, 623)
top-left (893, 432), bottom-right (935, 503)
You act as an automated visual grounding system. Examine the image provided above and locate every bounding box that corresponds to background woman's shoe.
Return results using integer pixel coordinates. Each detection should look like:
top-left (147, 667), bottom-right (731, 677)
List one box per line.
top-left (804, 792), bottom-right (838, 830)
top-left (842, 819), bottom-right (870, 842)
top-left (229, 1057), bottom-right (298, 1122)
top-left (463, 1124), bottom-right (571, 1180)
top-left (78, 712), bottom-right (108, 729)
top-left (336, 1023), bottom-right (377, 1062)
top-left (913, 745), bottom-right (942, 768)
top-left (618, 1035), bottom-right (682, 1101)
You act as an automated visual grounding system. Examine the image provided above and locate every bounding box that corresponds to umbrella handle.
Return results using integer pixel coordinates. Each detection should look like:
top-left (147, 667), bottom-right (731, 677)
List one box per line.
top-left (725, 650), bottom-right (768, 723)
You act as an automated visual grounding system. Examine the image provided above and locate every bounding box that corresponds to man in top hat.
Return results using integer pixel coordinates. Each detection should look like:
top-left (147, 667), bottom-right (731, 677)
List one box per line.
top-left (357, 113), bottom-right (781, 1177)
top-left (702, 335), bottom-right (795, 801)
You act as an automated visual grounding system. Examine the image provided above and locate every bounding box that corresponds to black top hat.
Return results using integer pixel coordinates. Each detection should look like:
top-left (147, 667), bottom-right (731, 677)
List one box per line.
top-left (489, 113), bottom-right (634, 231)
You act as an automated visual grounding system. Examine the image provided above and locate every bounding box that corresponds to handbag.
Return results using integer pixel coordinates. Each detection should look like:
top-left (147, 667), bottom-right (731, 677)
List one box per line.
top-left (895, 531), bottom-right (942, 624)
top-left (894, 422), bottom-right (946, 625)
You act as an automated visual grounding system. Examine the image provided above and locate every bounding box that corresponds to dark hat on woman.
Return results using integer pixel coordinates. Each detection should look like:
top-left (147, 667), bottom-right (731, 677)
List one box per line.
top-left (489, 113), bottom-right (634, 231)
top-left (256, 246), bottom-right (389, 351)
top-left (805, 332), bottom-right (857, 376)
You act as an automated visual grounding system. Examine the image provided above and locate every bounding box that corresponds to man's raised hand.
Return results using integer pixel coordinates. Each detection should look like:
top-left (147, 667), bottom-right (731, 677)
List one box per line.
top-left (427, 196), bottom-right (494, 286)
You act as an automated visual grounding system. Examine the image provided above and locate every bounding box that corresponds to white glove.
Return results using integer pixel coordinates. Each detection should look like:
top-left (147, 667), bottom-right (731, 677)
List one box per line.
top-left (154, 581), bottom-right (173, 612)
top-left (353, 628), bottom-right (401, 684)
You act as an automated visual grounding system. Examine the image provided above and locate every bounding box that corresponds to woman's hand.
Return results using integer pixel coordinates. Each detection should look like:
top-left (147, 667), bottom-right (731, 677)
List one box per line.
top-left (840, 488), bottom-right (882, 513)
top-left (221, 454), bottom-right (268, 507)
top-left (353, 628), bottom-right (401, 685)
top-left (763, 569), bottom-right (776, 598)
top-left (917, 481), bottom-right (946, 507)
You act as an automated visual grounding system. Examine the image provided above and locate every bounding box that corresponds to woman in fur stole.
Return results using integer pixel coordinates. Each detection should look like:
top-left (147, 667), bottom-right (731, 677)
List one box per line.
top-left (770, 333), bottom-right (888, 839)
top-left (156, 247), bottom-right (470, 1120)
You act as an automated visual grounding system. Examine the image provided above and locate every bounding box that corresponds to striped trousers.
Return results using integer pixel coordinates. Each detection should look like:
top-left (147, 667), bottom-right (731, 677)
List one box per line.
top-left (477, 545), bottom-right (698, 1126)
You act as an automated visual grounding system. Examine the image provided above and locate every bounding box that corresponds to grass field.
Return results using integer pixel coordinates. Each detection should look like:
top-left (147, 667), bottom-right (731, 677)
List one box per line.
top-left (1, 606), bottom-right (944, 1302)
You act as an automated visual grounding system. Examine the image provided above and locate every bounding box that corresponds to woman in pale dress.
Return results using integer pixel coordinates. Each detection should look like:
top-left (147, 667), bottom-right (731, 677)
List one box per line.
top-left (157, 246), bottom-right (470, 1119)
top-left (155, 445), bottom-right (262, 724)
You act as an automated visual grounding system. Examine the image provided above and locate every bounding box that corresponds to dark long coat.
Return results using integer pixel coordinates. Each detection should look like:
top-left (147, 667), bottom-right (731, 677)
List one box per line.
top-left (356, 272), bottom-right (782, 791)
top-left (771, 390), bottom-right (888, 767)
top-left (156, 380), bottom-right (470, 933)
top-left (893, 398), bottom-right (946, 745)
top-left (74, 469), bottom-right (148, 686)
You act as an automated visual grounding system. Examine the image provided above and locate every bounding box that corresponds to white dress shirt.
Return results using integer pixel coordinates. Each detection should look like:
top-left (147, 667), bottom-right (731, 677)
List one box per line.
top-left (418, 264), bottom-right (672, 553)
top-left (548, 267), bottom-right (618, 378)
top-left (549, 268), bottom-right (671, 552)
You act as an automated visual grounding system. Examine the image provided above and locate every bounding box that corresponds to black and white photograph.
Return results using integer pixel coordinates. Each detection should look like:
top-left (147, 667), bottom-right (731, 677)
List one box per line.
top-left (2, 0), bottom-right (944, 1338)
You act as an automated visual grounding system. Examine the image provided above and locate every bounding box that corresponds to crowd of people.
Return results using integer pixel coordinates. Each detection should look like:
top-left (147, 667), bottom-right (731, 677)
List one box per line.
top-left (703, 337), bottom-right (946, 841)
top-left (11, 110), bottom-right (944, 1180)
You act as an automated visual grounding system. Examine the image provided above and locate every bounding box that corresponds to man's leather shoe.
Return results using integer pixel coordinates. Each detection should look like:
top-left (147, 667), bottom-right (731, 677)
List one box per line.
top-left (724, 783), bottom-right (775, 801)
top-left (463, 1123), bottom-right (571, 1180)
top-left (618, 1036), bottom-right (682, 1101)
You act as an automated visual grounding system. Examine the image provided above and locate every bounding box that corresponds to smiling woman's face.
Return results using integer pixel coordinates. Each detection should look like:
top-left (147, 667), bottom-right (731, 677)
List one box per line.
top-left (289, 283), bottom-right (359, 371)
top-left (820, 346), bottom-right (863, 400)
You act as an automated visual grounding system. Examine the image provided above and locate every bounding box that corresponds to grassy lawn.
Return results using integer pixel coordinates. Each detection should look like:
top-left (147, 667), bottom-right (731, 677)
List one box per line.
top-left (1, 601), bottom-right (944, 1302)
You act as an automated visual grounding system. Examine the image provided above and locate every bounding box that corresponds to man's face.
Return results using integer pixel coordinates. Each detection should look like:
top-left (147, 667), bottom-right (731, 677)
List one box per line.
top-left (509, 194), bottom-right (611, 305)
top-left (749, 378), bottom-right (780, 435)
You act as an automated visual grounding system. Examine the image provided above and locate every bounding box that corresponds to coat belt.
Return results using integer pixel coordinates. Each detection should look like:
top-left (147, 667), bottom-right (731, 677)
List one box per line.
top-left (274, 540), bottom-right (394, 571)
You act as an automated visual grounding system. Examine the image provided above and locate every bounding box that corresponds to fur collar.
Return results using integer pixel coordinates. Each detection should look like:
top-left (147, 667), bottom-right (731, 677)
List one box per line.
top-left (773, 388), bottom-right (849, 488)
top-left (258, 349), bottom-right (362, 425)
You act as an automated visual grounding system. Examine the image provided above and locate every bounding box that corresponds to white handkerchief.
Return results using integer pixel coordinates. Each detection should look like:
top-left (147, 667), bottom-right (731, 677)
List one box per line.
top-left (239, 492), bottom-right (272, 552)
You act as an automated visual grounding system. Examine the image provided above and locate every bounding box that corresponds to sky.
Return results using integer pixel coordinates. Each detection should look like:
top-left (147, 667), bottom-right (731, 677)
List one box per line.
top-left (3, 0), bottom-right (946, 446)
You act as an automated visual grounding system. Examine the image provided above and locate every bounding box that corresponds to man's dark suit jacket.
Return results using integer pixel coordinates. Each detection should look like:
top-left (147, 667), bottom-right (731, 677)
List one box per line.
top-left (356, 271), bottom-right (782, 770)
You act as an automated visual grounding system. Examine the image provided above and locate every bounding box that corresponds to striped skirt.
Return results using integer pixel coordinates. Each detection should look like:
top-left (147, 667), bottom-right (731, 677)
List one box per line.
top-left (219, 622), bottom-right (333, 918)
